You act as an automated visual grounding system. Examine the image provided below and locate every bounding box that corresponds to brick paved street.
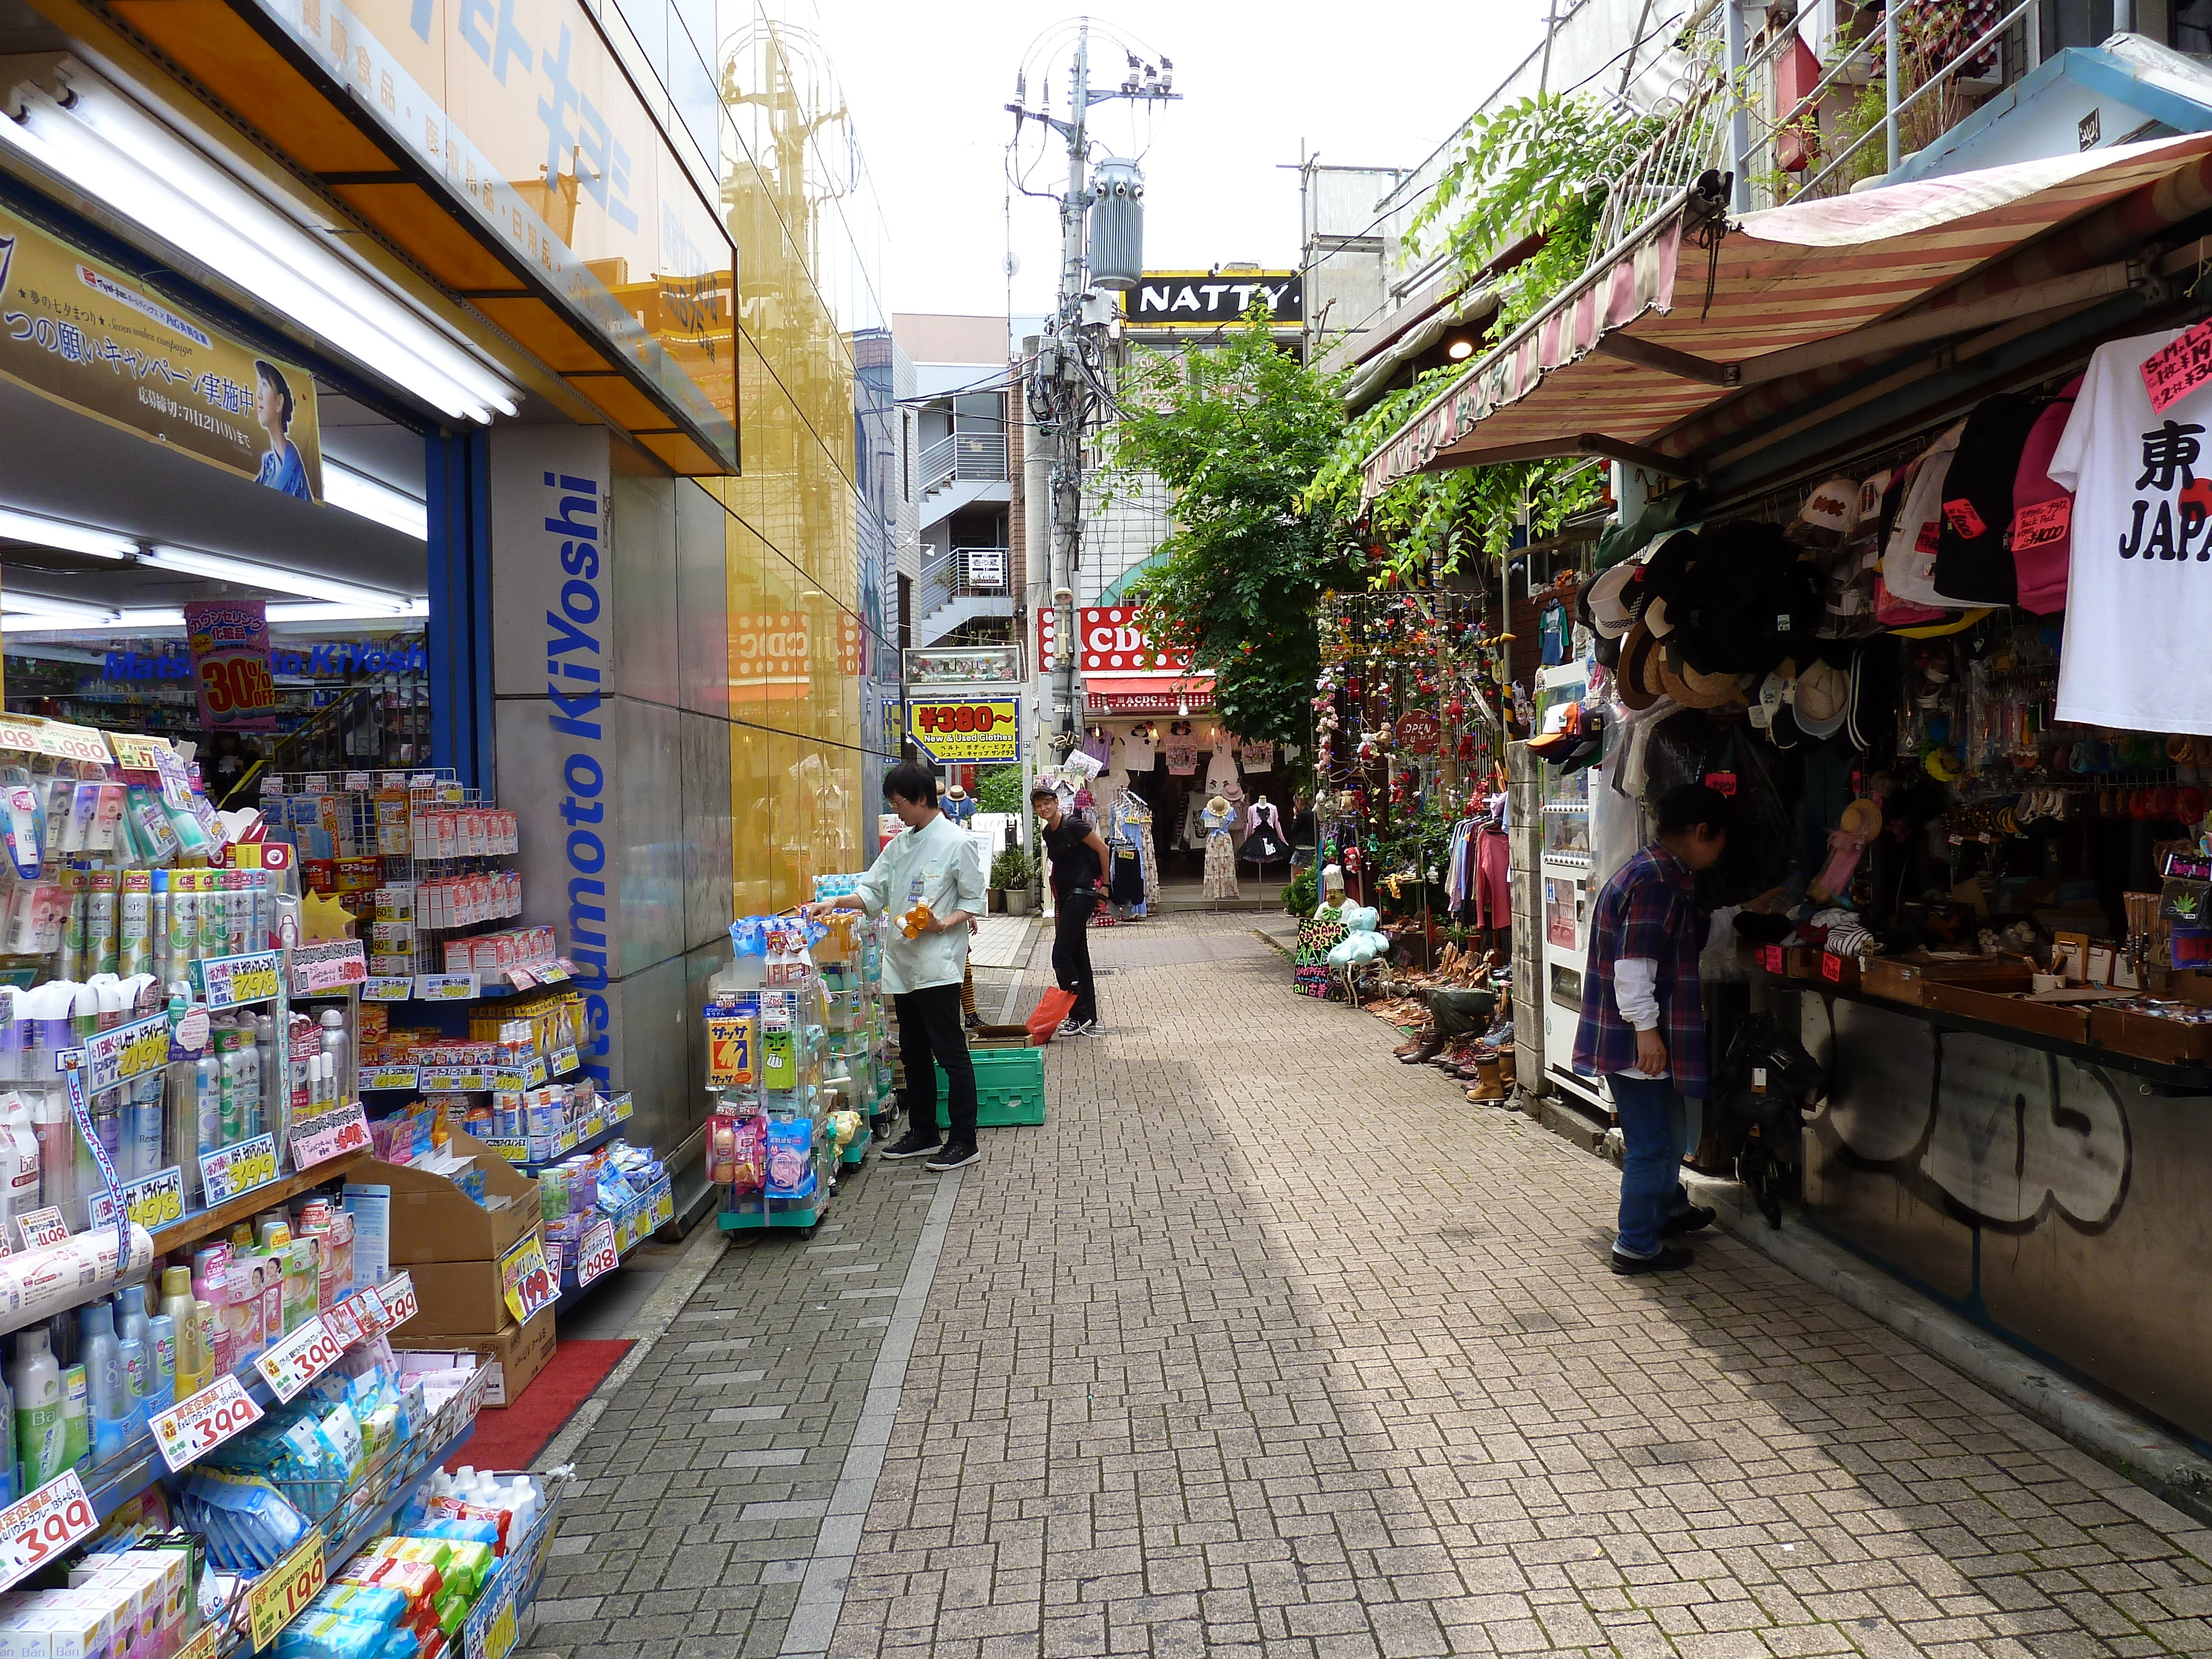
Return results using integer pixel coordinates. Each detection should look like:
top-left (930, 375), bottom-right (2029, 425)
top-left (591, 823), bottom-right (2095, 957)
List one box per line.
top-left (533, 913), bottom-right (2212, 1658)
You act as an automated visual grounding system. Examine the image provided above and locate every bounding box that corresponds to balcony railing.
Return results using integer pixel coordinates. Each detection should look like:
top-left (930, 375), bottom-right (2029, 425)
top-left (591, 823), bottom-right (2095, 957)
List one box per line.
top-left (1587, 0), bottom-right (2037, 271)
top-left (919, 431), bottom-right (1009, 494)
top-left (917, 544), bottom-right (1014, 624)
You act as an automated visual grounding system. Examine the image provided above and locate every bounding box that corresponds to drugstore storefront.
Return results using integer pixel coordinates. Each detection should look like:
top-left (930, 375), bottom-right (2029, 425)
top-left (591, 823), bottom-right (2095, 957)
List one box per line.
top-left (0, 0), bottom-right (897, 1212)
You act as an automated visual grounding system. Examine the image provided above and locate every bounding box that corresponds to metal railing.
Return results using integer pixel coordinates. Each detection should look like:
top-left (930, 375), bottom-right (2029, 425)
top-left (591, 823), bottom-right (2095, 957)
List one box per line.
top-left (916, 543), bottom-right (1015, 626)
top-left (919, 430), bottom-right (1009, 493)
top-left (1587, 0), bottom-right (2038, 269)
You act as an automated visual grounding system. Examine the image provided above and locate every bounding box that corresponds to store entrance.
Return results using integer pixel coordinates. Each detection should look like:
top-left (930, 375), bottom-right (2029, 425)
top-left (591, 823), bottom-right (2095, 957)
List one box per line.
top-left (0, 374), bottom-right (430, 801)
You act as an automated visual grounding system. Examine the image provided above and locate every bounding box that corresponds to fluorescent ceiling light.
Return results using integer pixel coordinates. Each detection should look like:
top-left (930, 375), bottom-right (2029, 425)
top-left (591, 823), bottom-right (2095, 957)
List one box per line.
top-left (140, 547), bottom-right (413, 609)
top-left (322, 462), bottom-right (429, 541)
top-left (267, 599), bottom-right (429, 623)
top-left (0, 73), bottom-right (520, 422)
top-left (0, 505), bottom-right (134, 560)
top-left (1, 592), bottom-right (121, 623)
top-left (2, 607), bottom-right (186, 633)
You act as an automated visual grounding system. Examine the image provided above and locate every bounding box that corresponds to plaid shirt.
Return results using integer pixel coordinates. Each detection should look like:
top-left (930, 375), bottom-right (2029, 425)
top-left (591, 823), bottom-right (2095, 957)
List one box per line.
top-left (1572, 843), bottom-right (1709, 1097)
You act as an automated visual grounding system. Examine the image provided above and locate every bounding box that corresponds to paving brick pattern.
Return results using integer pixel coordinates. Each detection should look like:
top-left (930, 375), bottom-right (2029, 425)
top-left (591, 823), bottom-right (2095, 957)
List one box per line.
top-left (524, 1164), bottom-right (946, 1658)
top-left (823, 914), bottom-right (2212, 1658)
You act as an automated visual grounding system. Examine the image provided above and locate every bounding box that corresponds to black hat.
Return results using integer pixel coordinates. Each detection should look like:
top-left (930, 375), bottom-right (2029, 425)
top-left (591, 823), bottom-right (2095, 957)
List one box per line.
top-left (1673, 520), bottom-right (1813, 677)
top-left (1638, 528), bottom-right (1700, 611)
top-left (1932, 391), bottom-right (2044, 606)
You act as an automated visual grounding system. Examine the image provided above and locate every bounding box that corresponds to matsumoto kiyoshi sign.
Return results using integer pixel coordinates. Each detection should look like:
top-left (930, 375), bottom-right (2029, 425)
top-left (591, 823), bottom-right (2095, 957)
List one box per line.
top-left (907, 700), bottom-right (1020, 764)
top-left (102, 641), bottom-right (427, 681)
top-left (1123, 272), bottom-right (1302, 329)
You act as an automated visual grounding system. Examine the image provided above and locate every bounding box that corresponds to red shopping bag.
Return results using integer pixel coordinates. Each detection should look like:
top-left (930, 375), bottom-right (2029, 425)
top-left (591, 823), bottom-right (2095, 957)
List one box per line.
top-left (1026, 987), bottom-right (1077, 1045)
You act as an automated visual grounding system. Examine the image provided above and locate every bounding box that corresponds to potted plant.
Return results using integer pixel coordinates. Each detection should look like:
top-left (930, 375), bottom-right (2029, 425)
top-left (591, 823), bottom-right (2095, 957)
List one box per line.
top-left (990, 846), bottom-right (1033, 915)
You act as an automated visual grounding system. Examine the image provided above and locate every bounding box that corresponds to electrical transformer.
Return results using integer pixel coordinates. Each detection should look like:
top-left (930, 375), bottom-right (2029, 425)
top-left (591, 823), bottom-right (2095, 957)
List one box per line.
top-left (1088, 158), bottom-right (1144, 291)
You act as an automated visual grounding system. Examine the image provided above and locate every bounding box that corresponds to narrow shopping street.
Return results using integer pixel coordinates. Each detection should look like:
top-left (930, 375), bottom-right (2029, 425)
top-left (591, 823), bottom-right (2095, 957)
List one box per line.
top-left (528, 915), bottom-right (2212, 1659)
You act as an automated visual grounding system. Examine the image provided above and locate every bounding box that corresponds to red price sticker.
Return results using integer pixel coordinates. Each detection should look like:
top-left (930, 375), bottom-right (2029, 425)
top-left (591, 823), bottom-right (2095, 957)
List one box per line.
top-left (575, 1219), bottom-right (617, 1288)
top-left (377, 1272), bottom-right (418, 1331)
top-left (256, 1316), bottom-right (344, 1404)
top-left (0, 1471), bottom-right (96, 1586)
top-left (2142, 318), bottom-right (2212, 414)
top-left (291, 1103), bottom-right (371, 1171)
top-left (2010, 495), bottom-right (2072, 551)
top-left (150, 1374), bottom-right (265, 1473)
top-left (1822, 952), bottom-right (1843, 983)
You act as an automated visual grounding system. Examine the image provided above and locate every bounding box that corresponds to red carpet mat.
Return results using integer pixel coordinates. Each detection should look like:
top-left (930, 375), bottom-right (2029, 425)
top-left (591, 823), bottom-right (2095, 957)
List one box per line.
top-left (446, 1339), bottom-right (632, 1473)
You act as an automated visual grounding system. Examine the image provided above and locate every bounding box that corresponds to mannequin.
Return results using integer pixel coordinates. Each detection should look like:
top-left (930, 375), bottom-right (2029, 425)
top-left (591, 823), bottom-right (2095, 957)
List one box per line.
top-left (1201, 792), bottom-right (1240, 902)
top-left (1239, 795), bottom-right (1288, 870)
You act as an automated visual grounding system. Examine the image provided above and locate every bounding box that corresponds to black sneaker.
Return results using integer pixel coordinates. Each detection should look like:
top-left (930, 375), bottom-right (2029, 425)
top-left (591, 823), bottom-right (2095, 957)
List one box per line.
top-left (925, 1141), bottom-right (979, 1172)
top-left (879, 1130), bottom-right (943, 1161)
top-left (1611, 1244), bottom-right (1694, 1275)
top-left (1663, 1205), bottom-right (1717, 1238)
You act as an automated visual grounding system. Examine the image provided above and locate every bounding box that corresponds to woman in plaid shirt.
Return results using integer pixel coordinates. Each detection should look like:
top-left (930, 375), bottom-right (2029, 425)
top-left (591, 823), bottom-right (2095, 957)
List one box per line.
top-left (1573, 784), bottom-right (1731, 1275)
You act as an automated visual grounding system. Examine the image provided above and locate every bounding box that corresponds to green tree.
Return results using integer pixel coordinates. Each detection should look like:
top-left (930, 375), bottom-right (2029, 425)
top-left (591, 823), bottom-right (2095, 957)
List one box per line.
top-left (1104, 311), bottom-right (1360, 745)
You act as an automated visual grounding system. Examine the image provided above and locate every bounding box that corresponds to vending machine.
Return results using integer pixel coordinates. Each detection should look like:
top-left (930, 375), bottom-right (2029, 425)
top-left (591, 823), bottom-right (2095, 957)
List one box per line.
top-left (1533, 661), bottom-right (1611, 1118)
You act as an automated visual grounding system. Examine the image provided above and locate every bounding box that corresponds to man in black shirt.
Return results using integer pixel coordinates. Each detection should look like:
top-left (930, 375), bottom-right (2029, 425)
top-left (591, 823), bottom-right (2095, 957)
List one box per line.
top-left (1032, 784), bottom-right (1110, 1035)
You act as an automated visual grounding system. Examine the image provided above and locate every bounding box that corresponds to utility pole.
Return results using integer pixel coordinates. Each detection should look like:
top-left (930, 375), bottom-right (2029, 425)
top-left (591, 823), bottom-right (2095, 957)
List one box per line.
top-left (1008, 23), bottom-right (1176, 751)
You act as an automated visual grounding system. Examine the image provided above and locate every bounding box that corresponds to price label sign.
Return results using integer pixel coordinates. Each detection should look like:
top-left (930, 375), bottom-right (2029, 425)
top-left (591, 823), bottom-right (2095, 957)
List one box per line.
top-left (465, 1567), bottom-right (523, 1659)
top-left (362, 976), bottom-right (414, 1003)
top-left (482, 1136), bottom-right (529, 1164)
top-left (612, 1092), bottom-right (633, 1123)
top-left (575, 1218), bottom-right (617, 1287)
top-left (150, 1373), bottom-right (264, 1472)
top-left (378, 1271), bottom-right (418, 1331)
top-left (414, 974), bottom-right (479, 1003)
top-left (342, 772), bottom-right (372, 793)
top-left (291, 1103), bottom-right (371, 1170)
top-left (200, 951), bottom-right (283, 1010)
top-left (552, 1046), bottom-right (580, 1077)
top-left (200, 1134), bottom-right (279, 1206)
top-left (0, 1472), bottom-right (96, 1587)
top-left (536, 960), bottom-right (572, 985)
top-left (416, 1067), bottom-right (462, 1092)
top-left (83, 1011), bottom-right (173, 1093)
top-left (248, 1532), bottom-right (325, 1650)
top-left (256, 1316), bottom-right (344, 1403)
top-left (490, 1066), bottom-right (529, 1092)
top-left (86, 1166), bottom-right (185, 1233)
top-left (173, 1620), bottom-right (223, 1659)
top-left (14, 1208), bottom-right (65, 1250)
top-left (358, 1067), bottom-right (419, 1093)
top-left (498, 1229), bottom-right (559, 1324)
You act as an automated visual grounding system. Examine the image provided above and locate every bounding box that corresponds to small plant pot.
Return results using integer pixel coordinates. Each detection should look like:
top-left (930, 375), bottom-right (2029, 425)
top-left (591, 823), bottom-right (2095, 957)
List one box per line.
top-left (1005, 890), bottom-right (1033, 916)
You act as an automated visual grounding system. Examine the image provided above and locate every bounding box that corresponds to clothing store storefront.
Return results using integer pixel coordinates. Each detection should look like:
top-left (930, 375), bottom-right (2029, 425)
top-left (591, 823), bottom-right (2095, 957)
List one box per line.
top-left (1071, 607), bottom-right (1296, 904)
top-left (1362, 132), bottom-right (2212, 1449)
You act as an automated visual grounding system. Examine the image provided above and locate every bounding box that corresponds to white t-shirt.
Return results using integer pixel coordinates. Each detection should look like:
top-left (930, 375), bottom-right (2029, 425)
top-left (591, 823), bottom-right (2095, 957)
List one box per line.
top-left (1120, 728), bottom-right (1157, 768)
top-left (2048, 327), bottom-right (2212, 734)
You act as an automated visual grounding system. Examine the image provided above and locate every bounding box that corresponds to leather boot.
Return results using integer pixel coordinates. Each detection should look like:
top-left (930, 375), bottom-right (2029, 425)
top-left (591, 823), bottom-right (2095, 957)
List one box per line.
top-left (1399, 1034), bottom-right (1446, 1065)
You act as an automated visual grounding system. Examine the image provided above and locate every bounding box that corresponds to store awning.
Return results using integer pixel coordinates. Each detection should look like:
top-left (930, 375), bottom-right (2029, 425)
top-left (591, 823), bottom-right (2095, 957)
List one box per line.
top-left (1084, 675), bottom-right (1215, 713)
top-left (1359, 132), bottom-right (2212, 500)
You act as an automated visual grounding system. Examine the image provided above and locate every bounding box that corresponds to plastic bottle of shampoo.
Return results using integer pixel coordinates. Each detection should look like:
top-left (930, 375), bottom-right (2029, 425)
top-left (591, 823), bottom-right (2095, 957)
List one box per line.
top-left (10, 1329), bottom-right (60, 1492)
top-left (80, 1304), bottom-right (126, 1463)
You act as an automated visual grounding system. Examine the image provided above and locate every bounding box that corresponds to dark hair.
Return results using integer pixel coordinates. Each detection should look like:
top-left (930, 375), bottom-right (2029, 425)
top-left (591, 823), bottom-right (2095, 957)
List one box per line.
top-left (1029, 783), bottom-right (1058, 805)
top-left (1655, 782), bottom-right (1730, 839)
top-left (881, 760), bottom-right (938, 807)
top-left (254, 360), bottom-right (294, 430)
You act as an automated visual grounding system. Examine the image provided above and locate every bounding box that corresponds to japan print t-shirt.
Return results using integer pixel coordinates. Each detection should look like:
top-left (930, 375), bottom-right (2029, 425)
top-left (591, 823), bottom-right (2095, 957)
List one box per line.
top-left (2048, 327), bottom-right (2212, 735)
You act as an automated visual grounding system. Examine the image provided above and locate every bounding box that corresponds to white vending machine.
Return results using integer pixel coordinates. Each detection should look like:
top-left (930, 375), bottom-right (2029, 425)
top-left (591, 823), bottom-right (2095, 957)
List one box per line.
top-left (1533, 661), bottom-right (1612, 1118)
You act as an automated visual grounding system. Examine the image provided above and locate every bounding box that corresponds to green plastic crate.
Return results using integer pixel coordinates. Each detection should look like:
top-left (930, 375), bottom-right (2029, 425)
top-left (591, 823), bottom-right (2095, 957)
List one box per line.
top-left (936, 1044), bottom-right (1046, 1127)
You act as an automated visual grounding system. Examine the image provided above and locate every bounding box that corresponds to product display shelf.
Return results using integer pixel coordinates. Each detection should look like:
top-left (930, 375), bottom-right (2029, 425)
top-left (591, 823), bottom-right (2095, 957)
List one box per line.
top-left (148, 1149), bottom-right (372, 1257)
top-left (710, 977), bottom-right (836, 1233)
top-left (556, 1173), bottom-right (674, 1292)
top-left (512, 1110), bottom-right (628, 1178)
top-left (458, 1468), bottom-right (572, 1659)
top-left (356, 1049), bottom-right (581, 1098)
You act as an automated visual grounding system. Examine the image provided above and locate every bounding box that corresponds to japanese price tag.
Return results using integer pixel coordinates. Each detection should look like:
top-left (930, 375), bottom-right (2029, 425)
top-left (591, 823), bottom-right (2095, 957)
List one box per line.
top-left (200, 1134), bottom-right (278, 1206)
top-left (498, 1230), bottom-right (559, 1324)
top-left (173, 1620), bottom-right (223, 1659)
top-left (150, 1374), bottom-right (264, 1472)
top-left (414, 974), bottom-right (478, 1002)
top-left (551, 1046), bottom-right (580, 1077)
top-left (362, 977), bottom-right (414, 1002)
top-left (0, 1472), bottom-right (95, 1587)
top-left (83, 1012), bottom-right (171, 1092)
top-left (13, 1208), bottom-right (65, 1250)
top-left (378, 1271), bottom-right (418, 1332)
top-left (200, 951), bottom-right (282, 1010)
top-left (2142, 318), bottom-right (2212, 414)
top-left (575, 1218), bottom-right (617, 1288)
top-left (86, 1166), bottom-right (185, 1232)
top-left (2010, 495), bottom-right (2072, 551)
top-left (290, 1103), bottom-right (371, 1171)
top-left (248, 1533), bottom-right (325, 1650)
top-left (358, 1066), bottom-right (419, 1093)
top-left (256, 1316), bottom-right (344, 1403)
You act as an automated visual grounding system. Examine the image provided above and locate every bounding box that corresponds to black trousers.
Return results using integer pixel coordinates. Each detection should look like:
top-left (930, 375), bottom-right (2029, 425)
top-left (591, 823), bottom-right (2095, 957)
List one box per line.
top-left (893, 983), bottom-right (977, 1144)
top-left (1052, 894), bottom-right (1099, 1024)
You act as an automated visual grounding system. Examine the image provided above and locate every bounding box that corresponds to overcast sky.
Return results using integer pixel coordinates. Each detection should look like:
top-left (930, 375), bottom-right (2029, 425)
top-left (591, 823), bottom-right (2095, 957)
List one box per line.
top-left (808, 3), bottom-right (1553, 320)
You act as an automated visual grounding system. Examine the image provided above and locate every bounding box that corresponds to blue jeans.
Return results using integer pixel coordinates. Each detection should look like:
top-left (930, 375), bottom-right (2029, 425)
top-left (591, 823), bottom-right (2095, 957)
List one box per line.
top-left (1608, 1073), bottom-right (1689, 1258)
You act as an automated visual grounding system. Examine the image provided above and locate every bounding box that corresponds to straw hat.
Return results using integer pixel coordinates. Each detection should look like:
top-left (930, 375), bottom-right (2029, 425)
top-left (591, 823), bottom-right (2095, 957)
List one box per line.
top-left (1616, 620), bottom-right (1662, 711)
top-left (1653, 639), bottom-right (1745, 709)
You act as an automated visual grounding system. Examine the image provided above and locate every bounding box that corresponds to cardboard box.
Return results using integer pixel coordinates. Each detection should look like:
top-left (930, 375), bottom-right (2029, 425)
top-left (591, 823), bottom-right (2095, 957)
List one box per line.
top-left (404, 1258), bottom-right (513, 1337)
top-left (361, 1130), bottom-right (539, 1265)
top-left (390, 1305), bottom-right (555, 1407)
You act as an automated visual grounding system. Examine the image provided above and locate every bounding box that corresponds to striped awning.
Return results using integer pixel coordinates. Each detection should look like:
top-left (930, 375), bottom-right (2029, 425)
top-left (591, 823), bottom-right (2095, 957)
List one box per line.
top-left (1359, 131), bottom-right (2212, 502)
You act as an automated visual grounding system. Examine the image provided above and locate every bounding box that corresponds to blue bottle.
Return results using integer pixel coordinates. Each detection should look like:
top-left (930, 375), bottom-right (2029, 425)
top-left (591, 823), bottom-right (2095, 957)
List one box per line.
top-left (79, 1305), bottom-right (126, 1464)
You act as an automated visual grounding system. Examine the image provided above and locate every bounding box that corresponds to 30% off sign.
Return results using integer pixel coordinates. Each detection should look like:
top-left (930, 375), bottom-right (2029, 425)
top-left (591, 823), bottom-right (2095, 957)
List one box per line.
top-left (150, 1374), bottom-right (264, 1473)
top-left (0, 1472), bottom-right (97, 1586)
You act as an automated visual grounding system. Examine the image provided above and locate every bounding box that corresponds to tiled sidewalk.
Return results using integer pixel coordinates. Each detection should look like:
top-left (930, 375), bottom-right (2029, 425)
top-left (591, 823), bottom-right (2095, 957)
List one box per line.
top-left (825, 914), bottom-right (2212, 1658)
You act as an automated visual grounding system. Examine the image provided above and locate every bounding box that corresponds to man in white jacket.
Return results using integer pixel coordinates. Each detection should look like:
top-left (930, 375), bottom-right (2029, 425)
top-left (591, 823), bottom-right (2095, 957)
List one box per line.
top-left (807, 760), bottom-right (987, 1171)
